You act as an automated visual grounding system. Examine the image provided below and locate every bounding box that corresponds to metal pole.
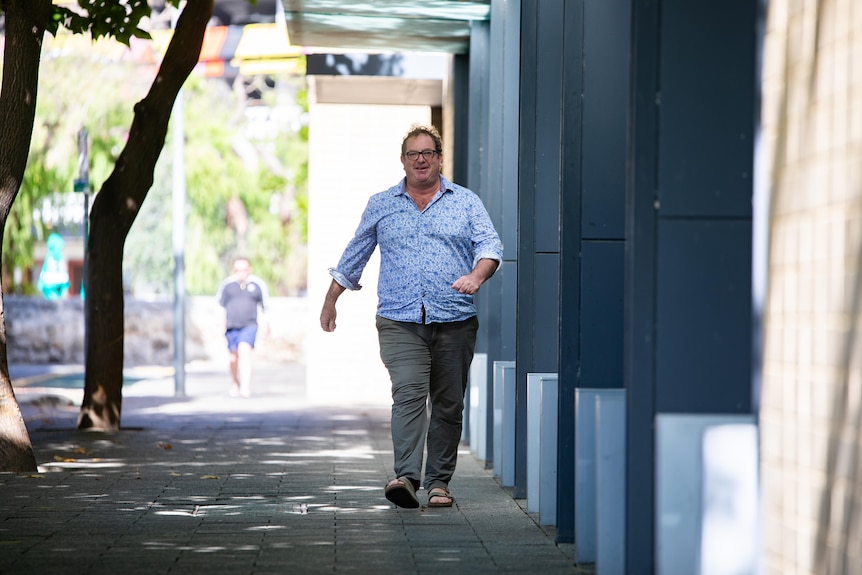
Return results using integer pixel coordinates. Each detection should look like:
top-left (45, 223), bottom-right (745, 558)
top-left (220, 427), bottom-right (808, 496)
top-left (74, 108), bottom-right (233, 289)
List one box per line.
top-left (172, 9), bottom-right (186, 397)
top-left (77, 128), bottom-right (89, 298)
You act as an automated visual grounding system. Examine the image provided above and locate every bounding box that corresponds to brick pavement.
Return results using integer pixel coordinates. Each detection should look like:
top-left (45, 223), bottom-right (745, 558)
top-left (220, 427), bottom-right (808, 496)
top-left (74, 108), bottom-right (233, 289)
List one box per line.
top-left (1, 362), bottom-right (588, 574)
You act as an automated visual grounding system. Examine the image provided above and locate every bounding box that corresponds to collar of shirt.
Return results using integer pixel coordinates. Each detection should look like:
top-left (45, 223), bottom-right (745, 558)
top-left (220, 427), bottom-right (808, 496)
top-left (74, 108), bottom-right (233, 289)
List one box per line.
top-left (393, 176), bottom-right (450, 206)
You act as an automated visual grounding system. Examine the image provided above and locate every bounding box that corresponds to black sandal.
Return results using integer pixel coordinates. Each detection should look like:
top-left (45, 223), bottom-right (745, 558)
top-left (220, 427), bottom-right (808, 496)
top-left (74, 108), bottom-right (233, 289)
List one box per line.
top-left (384, 477), bottom-right (420, 508)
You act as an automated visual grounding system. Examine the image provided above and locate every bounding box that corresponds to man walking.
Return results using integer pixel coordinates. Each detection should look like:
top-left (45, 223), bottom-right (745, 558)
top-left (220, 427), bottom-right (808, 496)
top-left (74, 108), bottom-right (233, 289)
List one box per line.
top-left (217, 256), bottom-right (270, 397)
top-left (320, 124), bottom-right (502, 508)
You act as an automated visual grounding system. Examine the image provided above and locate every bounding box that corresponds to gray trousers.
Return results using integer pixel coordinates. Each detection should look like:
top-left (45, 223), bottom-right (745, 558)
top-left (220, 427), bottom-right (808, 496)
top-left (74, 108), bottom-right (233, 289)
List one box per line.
top-left (376, 315), bottom-right (478, 491)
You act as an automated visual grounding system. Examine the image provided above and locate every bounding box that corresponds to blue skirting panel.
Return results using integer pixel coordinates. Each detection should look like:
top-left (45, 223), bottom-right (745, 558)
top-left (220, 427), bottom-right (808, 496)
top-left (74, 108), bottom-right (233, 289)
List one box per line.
top-left (468, 353), bottom-right (489, 462)
top-left (493, 361), bottom-right (516, 486)
top-left (527, 372), bottom-right (558, 525)
top-left (655, 413), bottom-right (757, 575)
top-left (596, 390), bottom-right (626, 575)
top-left (573, 389), bottom-right (599, 563)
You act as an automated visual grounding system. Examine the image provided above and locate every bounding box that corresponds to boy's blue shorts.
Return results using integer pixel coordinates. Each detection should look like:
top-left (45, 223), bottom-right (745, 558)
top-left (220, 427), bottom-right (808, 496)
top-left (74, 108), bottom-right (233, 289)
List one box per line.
top-left (225, 325), bottom-right (258, 352)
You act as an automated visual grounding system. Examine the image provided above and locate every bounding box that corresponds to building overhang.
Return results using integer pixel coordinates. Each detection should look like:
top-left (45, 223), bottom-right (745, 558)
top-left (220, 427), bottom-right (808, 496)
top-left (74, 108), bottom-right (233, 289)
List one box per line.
top-left (214, 0), bottom-right (491, 54)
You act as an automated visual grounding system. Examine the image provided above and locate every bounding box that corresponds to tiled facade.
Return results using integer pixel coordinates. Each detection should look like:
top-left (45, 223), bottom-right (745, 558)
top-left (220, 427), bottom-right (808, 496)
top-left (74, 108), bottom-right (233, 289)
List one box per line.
top-left (760, 0), bottom-right (862, 572)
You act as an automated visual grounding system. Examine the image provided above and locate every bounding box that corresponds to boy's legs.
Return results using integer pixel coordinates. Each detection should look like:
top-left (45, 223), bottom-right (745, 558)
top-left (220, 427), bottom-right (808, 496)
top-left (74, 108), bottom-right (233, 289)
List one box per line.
top-left (236, 341), bottom-right (253, 397)
top-left (226, 325), bottom-right (257, 397)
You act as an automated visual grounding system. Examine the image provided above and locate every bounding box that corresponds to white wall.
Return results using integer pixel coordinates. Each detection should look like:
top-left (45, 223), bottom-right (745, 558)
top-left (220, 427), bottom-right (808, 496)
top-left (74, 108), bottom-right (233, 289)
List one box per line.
top-left (305, 102), bottom-right (431, 406)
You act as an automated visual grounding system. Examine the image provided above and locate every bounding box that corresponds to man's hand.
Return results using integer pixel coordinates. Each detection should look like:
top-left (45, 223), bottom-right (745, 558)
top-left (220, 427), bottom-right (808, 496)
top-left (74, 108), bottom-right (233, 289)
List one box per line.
top-left (258, 312), bottom-right (271, 337)
top-left (451, 258), bottom-right (499, 295)
top-left (320, 304), bottom-right (337, 332)
top-left (451, 273), bottom-right (482, 295)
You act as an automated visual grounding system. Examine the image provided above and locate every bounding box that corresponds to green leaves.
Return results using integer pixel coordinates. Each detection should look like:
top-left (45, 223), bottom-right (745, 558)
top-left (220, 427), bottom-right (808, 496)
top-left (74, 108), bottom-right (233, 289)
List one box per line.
top-left (46, 0), bottom-right (181, 45)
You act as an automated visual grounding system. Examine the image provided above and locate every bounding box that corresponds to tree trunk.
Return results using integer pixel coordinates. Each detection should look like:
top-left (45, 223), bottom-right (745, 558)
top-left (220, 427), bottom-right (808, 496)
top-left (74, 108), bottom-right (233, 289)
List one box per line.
top-left (78, 0), bottom-right (214, 430)
top-left (0, 0), bottom-right (54, 472)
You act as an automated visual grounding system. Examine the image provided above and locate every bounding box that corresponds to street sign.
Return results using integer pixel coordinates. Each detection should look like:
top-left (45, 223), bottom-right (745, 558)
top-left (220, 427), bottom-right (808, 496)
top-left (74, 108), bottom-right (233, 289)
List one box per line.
top-left (73, 178), bottom-right (89, 193)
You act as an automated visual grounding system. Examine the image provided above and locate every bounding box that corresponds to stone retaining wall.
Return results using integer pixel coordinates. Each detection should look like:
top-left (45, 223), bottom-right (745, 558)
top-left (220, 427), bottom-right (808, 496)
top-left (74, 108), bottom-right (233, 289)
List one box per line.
top-left (4, 296), bottom-right (307, 366)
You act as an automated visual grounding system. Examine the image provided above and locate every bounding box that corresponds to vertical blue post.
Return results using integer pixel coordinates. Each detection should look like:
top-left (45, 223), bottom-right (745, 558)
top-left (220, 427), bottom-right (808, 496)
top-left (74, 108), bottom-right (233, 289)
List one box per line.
top-left (527, 373), bottom-right (541, 513)
top-left (493, 361), bottom-right (512, 480)
top-left (501, 362), bottom-right (517, 487)
top-left (469, 353), bottom-right (488, 461)
top-left (574, 389), bottom-right (599, 563)
top-left (596, 390), bottom-right (626, 575)
top-left (171, 34), bottom-right (186, 398)
top-left (539, 374), bottom-right (558, 526)
top-left (527, 372), bottom-right (558, 526)
top-left (655, 414), bottom-right (757, 575)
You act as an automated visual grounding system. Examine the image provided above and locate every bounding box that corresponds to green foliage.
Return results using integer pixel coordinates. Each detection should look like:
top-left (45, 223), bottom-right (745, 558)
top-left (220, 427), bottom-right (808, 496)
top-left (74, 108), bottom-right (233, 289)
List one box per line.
top-left (125, 70), bottom-right (310, 297)
top-left (1, 48), bottom-right (142, 293)
top-left (162, 73), bottom-right (309, 297)
top-left (2, 33), bottom-right (309, 298)
top-left (47, 0), bottom-right (179, 45)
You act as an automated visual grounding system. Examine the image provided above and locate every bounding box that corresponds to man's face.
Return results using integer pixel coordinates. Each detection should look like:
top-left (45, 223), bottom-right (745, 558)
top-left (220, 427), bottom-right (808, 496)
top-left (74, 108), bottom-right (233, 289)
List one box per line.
top-left (233, 259), bottom-right (251, 282)
top-left (401, 134), bottom-right (442, 188)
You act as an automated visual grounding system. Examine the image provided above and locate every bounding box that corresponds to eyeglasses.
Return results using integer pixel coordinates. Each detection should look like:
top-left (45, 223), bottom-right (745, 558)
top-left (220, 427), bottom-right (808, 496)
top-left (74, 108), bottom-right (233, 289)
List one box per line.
top-left (404, 149), bottom-right (439, 161)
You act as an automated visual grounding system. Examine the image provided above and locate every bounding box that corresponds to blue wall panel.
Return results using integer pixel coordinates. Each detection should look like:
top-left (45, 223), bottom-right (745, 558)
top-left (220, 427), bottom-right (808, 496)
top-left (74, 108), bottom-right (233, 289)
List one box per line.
top-left (535, 253), bottom-right (561, 370)
top-left (625, 0), bottom-right (757, 570)
top-left (582, 0), bottom-right (629, 240)
top-left (658, 0), bottom-right (757, 218)
top-left (500, 260), bottom-right (518, 361)
top-left (581, 240), bottom-right (625, 388)
top-left (533, 0), bottom-right (564, 253)
top-left (656, 220), bottom-right (753, 413)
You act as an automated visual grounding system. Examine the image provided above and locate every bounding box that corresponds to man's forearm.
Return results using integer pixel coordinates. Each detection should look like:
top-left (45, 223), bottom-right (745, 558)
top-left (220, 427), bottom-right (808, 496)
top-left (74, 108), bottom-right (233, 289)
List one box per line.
top-left (320, 279), bottom-right (346, 332)
top-left (324, 279), bottom-right (346, 304)
top-left (473, 258), bottom-right (499, 283)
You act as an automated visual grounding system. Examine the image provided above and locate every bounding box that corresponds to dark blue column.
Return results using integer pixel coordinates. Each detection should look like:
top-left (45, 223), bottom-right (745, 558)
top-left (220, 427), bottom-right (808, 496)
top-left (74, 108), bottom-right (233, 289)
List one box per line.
top-left (556, 0), bottom-right (584, 544)
top-left (626, 0), bottom-right (757, 571)
top-left (517, 0), bottom-right (565, 501)
top-left (558, 0), bottom-right (632, 545)
top-left (478, 0), bottom-right (521, 466)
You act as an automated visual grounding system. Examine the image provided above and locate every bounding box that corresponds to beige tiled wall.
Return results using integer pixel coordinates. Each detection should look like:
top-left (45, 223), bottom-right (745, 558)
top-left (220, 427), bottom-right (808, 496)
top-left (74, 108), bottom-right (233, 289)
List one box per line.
top-left (760, 0), bottom-right (862, 573)
top-left (305, 102), bottom-right (431, 406)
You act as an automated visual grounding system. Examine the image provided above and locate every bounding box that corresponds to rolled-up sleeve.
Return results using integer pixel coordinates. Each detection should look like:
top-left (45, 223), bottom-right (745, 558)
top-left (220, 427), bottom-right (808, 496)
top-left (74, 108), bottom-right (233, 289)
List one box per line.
top-left (328, 198), bottom-right (381, 291)
top-left (470, 197), bottom-right (503, 268)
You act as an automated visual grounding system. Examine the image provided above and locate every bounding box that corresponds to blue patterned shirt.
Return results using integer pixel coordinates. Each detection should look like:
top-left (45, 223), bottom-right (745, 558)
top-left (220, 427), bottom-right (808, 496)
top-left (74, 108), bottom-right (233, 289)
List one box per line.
top-left (330, 176), bottom-right (502, 324)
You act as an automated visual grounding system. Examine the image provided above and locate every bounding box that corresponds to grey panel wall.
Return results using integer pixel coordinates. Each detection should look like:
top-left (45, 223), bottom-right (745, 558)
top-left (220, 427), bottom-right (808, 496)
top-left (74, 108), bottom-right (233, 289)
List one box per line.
top-left (470, 0), bottom-right (520, 464)
top-left (517, 0), bottom-right (565, 500)
top-left (625, 0), bottom-right (661, 567)
top-left (578, 0), bottom-right (629, 388)
top-left (556, 0), bottom-right (584, 545)
top-left (451, 54), bottom-right (470, 187)
top-left (468, 22), bottom-right (493, 366)
top-left (467, 21), bottom-right (489, 198)
top-left (498, 0), bottom-right (520, 364)
top-left (581, 242), bottom-right (625, 387)
top-left (653, 0), bottom-right (755, 415)
top-left (657, 221), bottom-right (752, 413)
top-left (582, 0), bottom-right (628, 240)
top-left (626, 0), bottom-right (757, 571)
top-left (516, 0), bottom-right (539, 501)
top-left (659, 5), bottom-right (755, 219)
top-left (519, 0), bottom-right (629, 542)
top-left (558, 0), bottom-right (630, 544)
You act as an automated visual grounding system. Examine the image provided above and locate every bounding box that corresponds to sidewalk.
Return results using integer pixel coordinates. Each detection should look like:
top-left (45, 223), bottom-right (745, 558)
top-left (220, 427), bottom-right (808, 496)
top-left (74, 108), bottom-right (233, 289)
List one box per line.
top-left (1, 362), bottom-right (589, 574)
